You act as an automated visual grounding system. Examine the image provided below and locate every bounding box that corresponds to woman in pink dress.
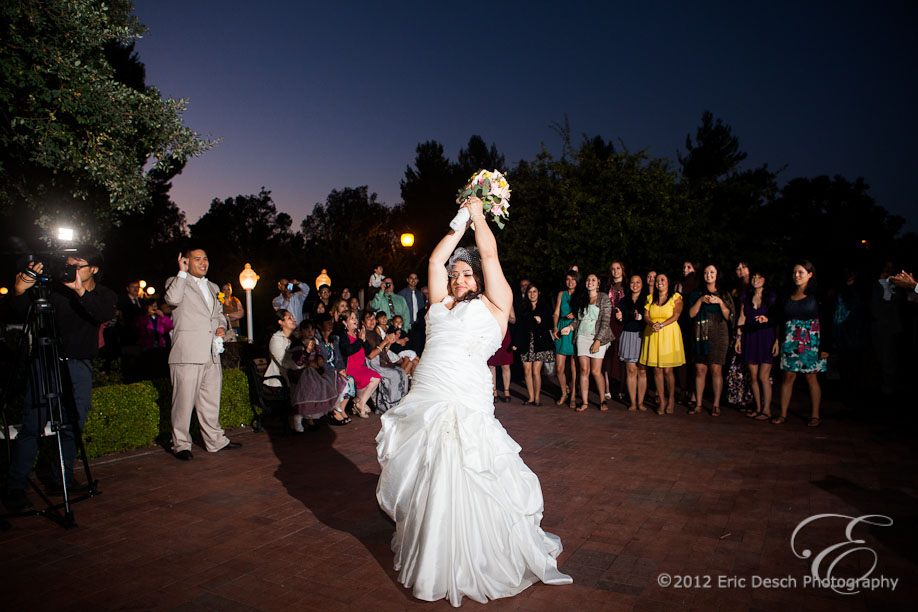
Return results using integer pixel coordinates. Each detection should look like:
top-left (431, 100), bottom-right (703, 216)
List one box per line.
top-left (341, 309), bottom-right (381, 418)
top-left (487, 322), bottom-right (514, 403)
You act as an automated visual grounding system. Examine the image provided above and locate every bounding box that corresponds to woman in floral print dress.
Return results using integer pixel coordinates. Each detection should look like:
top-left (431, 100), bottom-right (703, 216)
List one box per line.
top-left (771, 261), bottom-right (829, 427)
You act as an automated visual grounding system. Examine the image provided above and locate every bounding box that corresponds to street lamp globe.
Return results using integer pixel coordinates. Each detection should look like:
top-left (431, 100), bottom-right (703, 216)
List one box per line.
top-left (238, 263), bottom-right (258, 343)
top-left (315, 269), bottom-right (331, 289)
top-left (239, 263), bottom-right (258, 290)
top-left (400, 233), bottom-right (415, 247)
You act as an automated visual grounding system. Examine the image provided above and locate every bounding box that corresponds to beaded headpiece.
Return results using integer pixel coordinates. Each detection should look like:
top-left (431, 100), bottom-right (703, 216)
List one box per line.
top-left (446, 246), bottom-right (482, 279)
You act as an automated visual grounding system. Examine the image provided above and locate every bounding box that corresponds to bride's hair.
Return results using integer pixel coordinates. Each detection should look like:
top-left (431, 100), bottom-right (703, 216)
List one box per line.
top-left (447, 246), bottom-right (483, 303)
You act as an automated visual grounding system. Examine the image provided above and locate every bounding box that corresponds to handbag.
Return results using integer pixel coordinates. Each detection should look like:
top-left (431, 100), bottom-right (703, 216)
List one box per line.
top-left (542, 360), bottom-right (556, 376)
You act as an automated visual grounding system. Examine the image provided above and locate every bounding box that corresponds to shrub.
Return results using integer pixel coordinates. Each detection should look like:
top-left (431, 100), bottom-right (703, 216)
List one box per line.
top-left (82, 369), bottom-right (250, 458)
top-left (1, 368), bottom-right (252, 463)
top-left (220, 368), bottom-right (254, 429)
top-left (83, 381), bottom-right (160, 458)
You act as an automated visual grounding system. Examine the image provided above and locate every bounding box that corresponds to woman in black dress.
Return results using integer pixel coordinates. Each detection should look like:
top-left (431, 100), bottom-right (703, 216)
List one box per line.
top-left (513, 283), bottom-right (556, 405)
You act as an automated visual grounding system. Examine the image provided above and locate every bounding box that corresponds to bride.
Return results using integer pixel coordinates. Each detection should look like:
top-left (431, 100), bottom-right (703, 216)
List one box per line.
top-left (376, 196), bottom-right (572, 606)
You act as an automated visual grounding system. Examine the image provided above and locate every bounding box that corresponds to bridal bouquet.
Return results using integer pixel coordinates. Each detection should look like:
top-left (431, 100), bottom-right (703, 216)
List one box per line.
top-left (453, 169), bottom-right (511, 230)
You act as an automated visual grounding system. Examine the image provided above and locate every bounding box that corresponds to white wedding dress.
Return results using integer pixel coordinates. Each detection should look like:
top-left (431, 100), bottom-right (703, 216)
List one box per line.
top-left (376, 296), bottom-right (572, 607)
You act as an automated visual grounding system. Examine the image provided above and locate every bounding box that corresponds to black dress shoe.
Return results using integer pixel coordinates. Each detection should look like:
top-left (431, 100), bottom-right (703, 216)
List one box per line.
top-left (218, 441), bottom-right (241, 451)
top-left (174, 450), bottom-right (194, 461)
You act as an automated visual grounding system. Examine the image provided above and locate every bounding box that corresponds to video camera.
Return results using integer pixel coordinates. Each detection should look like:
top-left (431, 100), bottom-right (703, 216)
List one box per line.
top-left (20, 250), bottom-right (82, 285)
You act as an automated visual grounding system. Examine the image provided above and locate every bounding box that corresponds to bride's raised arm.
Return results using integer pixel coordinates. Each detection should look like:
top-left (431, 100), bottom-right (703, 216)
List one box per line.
top-left (465, 197), bottom-right (512, 319)
top-left (428, 221), bottom-right (467, 305)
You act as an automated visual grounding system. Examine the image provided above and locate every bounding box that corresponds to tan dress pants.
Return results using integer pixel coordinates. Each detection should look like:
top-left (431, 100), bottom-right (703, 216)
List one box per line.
top-left (170, 362), bottom-right (229, 452)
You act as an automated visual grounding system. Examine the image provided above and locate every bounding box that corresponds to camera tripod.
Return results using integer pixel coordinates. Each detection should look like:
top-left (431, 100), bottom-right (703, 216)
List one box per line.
top-left (1, 281), bottom-right (99, 529)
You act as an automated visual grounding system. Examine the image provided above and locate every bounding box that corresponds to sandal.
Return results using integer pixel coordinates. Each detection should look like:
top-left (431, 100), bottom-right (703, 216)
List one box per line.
top-left (576, 403), bottom-right (588, 412)
top-left (755, 412), bottom-right (772, 421)
top-left (656, 407), bottom-right (665, 415)
top-left (628, 405), bottom-right (637, 412)
top-left (599, 402), bottom-right (609, 411)
top-left (770, 416), bottom-right (786, 425)
top-left (688, 406), bottom-right (702, 415)
top-left (711, 407), bottom-right (721, 417)
top-left (569, 398), bottom-right (578, 409)
top-left (808, 418), bottom-right (821, 428)
top-left (666, 403), bottom-right (674, 414)
top-left (638, 404), bottom-right (647, 411)
top-left (555, 391), bottom-right (569, 406)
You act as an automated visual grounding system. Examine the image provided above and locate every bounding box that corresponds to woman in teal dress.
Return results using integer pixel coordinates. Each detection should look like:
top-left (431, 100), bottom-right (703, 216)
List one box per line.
top-left (553, 268), bottom-right (579, 407)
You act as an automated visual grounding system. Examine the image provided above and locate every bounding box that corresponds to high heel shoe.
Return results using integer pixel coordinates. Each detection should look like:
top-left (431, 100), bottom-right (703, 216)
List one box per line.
top-left (555, 391), bottom-right (569, 406)
top-left (502, 391), bottom-right (511, 403)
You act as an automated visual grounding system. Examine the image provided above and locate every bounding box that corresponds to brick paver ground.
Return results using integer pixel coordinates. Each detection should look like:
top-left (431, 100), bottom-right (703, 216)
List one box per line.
top-left (2, 384), bottom-right (915, 611)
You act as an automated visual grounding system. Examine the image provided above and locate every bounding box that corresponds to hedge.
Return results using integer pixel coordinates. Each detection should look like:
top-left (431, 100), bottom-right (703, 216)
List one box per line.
top-left (3, 368), bottom-right (254, 461)
top-left (83, 382), bottom-right (160, 457)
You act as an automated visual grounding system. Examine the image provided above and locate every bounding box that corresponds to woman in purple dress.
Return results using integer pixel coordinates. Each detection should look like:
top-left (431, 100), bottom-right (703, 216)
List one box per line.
top-left (734, 271), bottom-right (776, 420)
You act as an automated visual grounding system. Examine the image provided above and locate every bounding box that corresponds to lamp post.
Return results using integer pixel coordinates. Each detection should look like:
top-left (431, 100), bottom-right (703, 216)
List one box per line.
top-left (239, 263), bottom-right (258, 342)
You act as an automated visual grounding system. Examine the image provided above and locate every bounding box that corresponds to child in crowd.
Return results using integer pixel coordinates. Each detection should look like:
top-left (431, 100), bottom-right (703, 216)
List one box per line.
top-left (387, 315), bottom-right (419, 376)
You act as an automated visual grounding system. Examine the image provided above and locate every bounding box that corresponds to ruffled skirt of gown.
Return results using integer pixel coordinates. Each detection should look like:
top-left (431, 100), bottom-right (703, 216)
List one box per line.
top-left (376, 299), bottom-right (571, 606)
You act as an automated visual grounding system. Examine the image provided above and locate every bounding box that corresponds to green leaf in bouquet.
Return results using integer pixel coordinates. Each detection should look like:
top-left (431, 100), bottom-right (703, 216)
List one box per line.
top-left (495, 217), bottom-right (505, 230)
top-left (482, 177), bottom-right (491, 193)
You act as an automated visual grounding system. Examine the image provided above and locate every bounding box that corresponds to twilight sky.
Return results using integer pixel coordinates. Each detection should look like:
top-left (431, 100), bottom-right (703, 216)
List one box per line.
top-left (132, 1), bottom-right (917, 230)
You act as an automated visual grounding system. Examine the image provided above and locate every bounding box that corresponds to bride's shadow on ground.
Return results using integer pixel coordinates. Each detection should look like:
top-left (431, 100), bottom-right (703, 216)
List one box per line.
top-left (265, 420), bottom-right (409, 597)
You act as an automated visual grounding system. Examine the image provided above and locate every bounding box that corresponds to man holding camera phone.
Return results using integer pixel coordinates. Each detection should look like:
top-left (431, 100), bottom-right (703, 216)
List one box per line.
top-left (2, 250), bottom-right (116, 512)
top-left (369, 277), bottom-right (411, 331)
top-left (164, 248), bottom-right (238, 461)
top-left (272, 278), bottom-right (311, 324)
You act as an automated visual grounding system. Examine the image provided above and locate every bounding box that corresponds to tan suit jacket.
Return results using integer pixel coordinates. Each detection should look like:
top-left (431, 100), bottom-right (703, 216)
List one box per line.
top-left (165, 274), bottom-right (227, 364)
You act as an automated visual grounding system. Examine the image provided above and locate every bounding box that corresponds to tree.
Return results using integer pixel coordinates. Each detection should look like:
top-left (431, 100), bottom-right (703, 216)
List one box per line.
top-left (457, 135), bottom-right (506, 177)
top-left (678, 110), bottom-right (748, 182)
top-left (190, 188), bottom-right (301, 288)
top-left (0, 0), bottom-right (215, 242)
top-left (503, 132), bottom-right (692, 287)
top-left (99, 161), bottom-right (189, 286)
top-left (676, 112), bottom-right (778, 267)
top-left (397, 136), bottom-right (507, 259)
top-left (300, 186), bottom-right (397, 287)
top-left (397, 141), bottom-right (458, 255)
top-left (763, 175), bottom-right (905, 276)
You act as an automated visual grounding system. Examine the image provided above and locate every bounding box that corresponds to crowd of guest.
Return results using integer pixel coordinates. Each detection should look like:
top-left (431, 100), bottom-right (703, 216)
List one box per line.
top-left (90, 255), bottom-right (918, 436)
top-left (257, 257), bottom-right (917, 433)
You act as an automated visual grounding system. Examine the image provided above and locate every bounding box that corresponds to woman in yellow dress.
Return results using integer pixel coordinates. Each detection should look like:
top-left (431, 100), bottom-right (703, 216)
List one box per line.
top-left (639, 272), bottom-right (686, 414)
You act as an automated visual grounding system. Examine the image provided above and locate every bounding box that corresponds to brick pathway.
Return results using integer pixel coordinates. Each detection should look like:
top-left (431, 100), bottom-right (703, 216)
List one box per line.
top-left (2, 385), bottom-right (915, 611)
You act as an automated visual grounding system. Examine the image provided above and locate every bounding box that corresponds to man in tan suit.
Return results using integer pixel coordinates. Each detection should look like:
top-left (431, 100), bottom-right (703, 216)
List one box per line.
top-left (165, 248), bottom-right (240, 460)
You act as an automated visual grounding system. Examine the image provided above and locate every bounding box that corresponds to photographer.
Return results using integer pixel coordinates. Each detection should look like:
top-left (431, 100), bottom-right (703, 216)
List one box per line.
top-left (368, 277), bottom-right (411, 331)
top-left (272, 278), bottom-right (310, 325)
top-left (2, 250), bottom-right (116, 512)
